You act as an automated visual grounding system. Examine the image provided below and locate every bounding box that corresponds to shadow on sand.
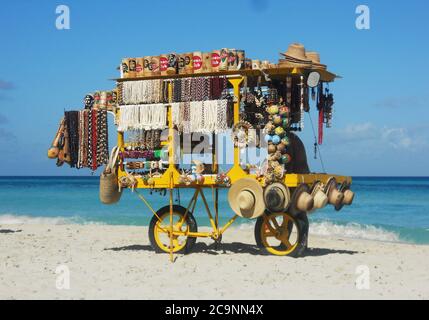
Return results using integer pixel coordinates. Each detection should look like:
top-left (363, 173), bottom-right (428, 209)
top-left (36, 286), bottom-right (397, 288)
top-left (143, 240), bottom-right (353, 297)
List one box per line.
top-left (105, 242), bottom-right (361, 257)
top-left (0, 229), bottom-right (22, 234)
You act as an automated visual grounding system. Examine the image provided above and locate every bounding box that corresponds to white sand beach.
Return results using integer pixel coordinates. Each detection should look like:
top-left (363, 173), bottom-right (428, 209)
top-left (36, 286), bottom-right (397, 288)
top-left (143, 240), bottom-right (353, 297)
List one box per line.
top-left (0, 224), bottom-right (428, 300)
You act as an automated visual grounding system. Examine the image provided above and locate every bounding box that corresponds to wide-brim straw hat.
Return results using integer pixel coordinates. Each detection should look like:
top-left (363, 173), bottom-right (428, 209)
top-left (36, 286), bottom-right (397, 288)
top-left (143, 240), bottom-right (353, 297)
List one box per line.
top-left (308, 181), bottom-right (328, 213)
top-left (279, 43), bottom-right (312, 68)
top-left (325, 177), bottom-right (344, 208)
top-left (264, 182), bottom-right (290, 213)
top-left (306, 51), bottom-right (327, 70)
top-left (343, 189), bottom-right (355, 206)
top-left (228, 178), bottom-right (265, 219)
top-left (335, 182), bottom-right (355, 211)
top-left (281, 43), bottom-right (312, 62)
top-left (291, 184), bottom-right (314, 212)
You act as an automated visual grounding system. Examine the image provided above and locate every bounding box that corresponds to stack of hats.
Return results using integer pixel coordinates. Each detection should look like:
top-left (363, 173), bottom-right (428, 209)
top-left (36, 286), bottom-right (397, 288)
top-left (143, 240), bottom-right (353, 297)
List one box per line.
top-left (279, 43), bottom-right (327, 70)
top-left (305, 51), bottom-right (327, 70)
top-left (279, 43), bottom-right (312, 69)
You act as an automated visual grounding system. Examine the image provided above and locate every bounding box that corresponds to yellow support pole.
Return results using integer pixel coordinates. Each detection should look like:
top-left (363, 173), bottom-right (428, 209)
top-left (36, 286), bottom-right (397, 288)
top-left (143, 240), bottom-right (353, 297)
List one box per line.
top-left (229, 77), bottom-right (243, 166)
top-left (169, 172), bottom-right (174, 263)
top-left (226, 76), bottom-right (247, 182)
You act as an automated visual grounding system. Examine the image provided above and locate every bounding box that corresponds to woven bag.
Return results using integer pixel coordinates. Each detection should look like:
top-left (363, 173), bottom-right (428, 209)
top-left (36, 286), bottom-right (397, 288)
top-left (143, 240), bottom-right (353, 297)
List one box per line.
top-left (99, 146), bottom-right (122, 204)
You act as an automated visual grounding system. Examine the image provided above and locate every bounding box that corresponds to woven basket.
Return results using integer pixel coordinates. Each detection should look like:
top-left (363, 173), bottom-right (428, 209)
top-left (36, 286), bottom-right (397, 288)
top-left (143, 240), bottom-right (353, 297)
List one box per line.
top-left (100, 146), bottom-right (122, 205)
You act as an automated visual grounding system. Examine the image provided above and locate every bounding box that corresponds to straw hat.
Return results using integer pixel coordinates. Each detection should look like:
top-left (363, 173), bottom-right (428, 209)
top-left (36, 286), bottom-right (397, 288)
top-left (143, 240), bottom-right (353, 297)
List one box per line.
top-left (343, 189), bottom-right (355, 205)
top-left (228, 178), bottom-right (266, 219)
top-left (264, 182), bottom-right (290, 213)
top-left (281, 43), bottom-right (311, 62)
top-left (335, 182), bottom-right (355, 210)
top-left (324, 177), bottom-right (344, 208)
top-left (305, 51), bottom-right (327, 70)
top-left (291, 184), bottom-right (314, 212)
top-left (308, 181), bottom-right (328, 213)
top-left (279, 43), bottom-right (312, 68)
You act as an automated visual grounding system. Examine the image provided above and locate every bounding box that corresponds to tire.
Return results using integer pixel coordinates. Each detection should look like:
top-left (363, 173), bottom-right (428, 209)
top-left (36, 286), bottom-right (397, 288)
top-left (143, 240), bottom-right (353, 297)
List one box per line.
top-left (148, 205), bottom-right (198, 254)
top-left (255, 210), bottom-right (308, 258)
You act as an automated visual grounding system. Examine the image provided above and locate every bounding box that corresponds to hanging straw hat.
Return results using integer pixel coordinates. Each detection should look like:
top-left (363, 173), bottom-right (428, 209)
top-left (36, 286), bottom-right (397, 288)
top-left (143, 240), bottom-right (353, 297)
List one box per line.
top-left (343, 189), bottom-right (355, 205)
top-left (291, 184), bottom-right (314, 212)
top-left (305, 51), bottom-right (327, 70)
top-left (324, 177), bottom-right (344, 208)
top-left (308, 181), bottom-right (328, 213)
top-left (335, 182), bottom-right (355, 211)
top-left (264, 182), bottom-right (290, 213)
top-left (228, 178), bottom-right (265, 219)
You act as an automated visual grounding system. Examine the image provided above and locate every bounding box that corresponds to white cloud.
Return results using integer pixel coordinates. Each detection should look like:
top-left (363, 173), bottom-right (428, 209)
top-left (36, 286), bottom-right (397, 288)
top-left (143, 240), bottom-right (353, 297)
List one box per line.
top-left (328, 122), bottom-right (427, 152)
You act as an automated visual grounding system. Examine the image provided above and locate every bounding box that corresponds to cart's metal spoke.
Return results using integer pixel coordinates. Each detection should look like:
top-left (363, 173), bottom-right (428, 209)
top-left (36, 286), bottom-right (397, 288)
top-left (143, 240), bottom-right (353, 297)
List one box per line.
top-left (270, 215), bottom-right (281, 230)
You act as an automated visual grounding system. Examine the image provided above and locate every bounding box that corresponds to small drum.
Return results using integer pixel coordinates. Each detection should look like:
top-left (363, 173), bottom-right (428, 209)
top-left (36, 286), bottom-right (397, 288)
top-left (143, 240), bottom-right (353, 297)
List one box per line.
top-left (159, 54), bottom-right (169, 75)
top-left (211, 50), bottom-right (221, 72)
top-left (193, 51), bottom-right (203, 74)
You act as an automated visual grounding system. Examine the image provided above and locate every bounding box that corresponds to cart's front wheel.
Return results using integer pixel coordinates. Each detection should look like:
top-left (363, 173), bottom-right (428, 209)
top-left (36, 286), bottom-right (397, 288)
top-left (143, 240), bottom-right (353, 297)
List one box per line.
top-left (149, 205), bottom-right (197, 254)
top-left (255, 211), bottom-right (307, 257)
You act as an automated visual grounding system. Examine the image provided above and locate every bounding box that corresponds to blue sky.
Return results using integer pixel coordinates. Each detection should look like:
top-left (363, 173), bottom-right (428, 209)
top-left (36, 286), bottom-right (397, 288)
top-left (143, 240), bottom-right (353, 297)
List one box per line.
top-left (0, 0), bottom-right (428, 176)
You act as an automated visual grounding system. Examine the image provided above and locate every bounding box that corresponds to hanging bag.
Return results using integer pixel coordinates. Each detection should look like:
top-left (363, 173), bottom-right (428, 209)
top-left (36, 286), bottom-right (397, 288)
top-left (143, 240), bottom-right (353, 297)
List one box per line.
top-left (99, 146), bottom-right (122, 204)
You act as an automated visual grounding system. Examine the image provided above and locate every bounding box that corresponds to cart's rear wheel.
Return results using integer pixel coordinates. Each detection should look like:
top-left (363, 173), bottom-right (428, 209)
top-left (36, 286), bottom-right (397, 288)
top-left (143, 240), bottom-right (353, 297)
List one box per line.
top-left (255, 211), bottom-right (307, 257)
top-left (149, 205), bottom-right (197, 254)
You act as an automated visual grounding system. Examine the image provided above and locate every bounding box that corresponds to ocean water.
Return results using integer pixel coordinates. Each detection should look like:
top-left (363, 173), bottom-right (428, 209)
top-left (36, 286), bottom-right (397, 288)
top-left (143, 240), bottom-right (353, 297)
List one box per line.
top-left (0, 177), bottom-right (428, 244)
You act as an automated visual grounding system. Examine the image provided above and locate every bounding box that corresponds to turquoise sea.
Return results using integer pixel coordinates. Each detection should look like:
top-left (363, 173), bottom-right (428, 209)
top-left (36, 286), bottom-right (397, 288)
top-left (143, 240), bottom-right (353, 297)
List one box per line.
top-left (0, 177), bottom-right (428, 244)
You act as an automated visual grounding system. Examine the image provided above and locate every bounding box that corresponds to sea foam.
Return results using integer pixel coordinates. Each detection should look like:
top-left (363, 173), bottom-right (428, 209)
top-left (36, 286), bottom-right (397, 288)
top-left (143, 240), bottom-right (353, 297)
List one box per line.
top-left (310, 221), bottom-right (401, 242)
top-left (237, 219), bottom-right (401, 243)
top-left (0, 214), bottom-right (73, 225)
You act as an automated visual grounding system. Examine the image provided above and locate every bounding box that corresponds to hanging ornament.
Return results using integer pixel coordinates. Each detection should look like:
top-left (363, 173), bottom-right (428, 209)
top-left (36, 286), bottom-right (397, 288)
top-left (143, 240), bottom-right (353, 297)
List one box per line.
top-left (268, 144), bottom-right (277, 154)
top-left (299, 75), bottom-right (305, 130)
top-left (276, 142), bottom-right (287, 153)
top-left (272, 135), bottom-right (281, 145)
top-left (267, 105), bottom-right (279, 115)
top-left (281, 136), bottom-right (290, 146)
top-left (274, 127), bottom-right (285, 137)
top-left (231, 121), bottom-right (254, 148)
top-left (280, 154), bottom-right (292, 164)
top-left (273, 115), bottom-right (282, 126)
